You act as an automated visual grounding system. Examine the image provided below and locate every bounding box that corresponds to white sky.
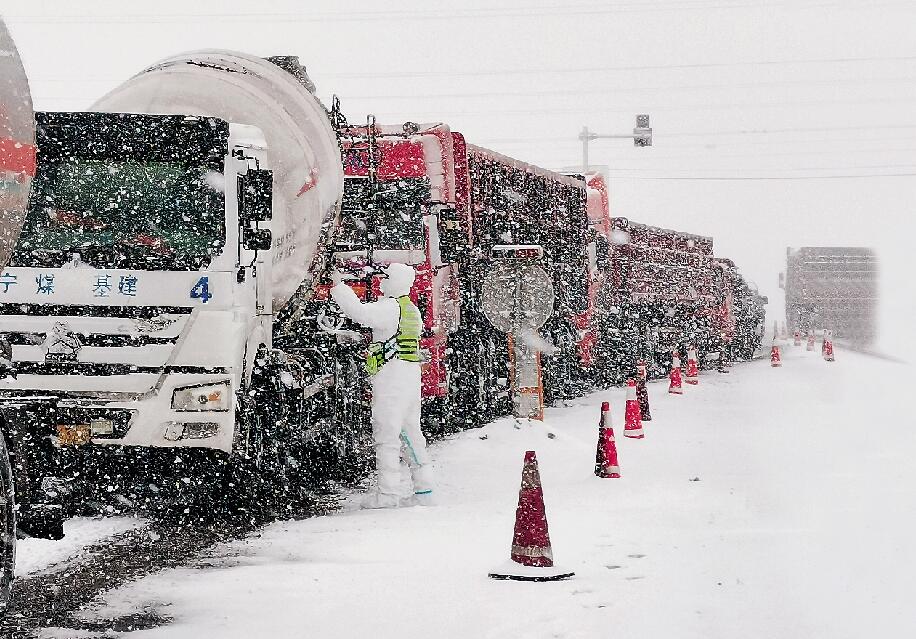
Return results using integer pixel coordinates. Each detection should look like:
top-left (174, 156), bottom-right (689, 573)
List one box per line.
top-left (3, 0), bottom-right (914, 344)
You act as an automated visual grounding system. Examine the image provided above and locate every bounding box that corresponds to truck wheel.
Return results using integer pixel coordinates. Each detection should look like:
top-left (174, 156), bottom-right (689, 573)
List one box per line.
top-left (0, 431), bottom-right (15, 612)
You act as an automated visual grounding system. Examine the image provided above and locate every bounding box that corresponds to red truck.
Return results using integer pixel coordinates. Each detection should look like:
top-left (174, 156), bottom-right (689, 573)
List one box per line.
top-left (569, 173), bottom-right (762, 381)
top-left (316, 120), bottom-right (591, 432)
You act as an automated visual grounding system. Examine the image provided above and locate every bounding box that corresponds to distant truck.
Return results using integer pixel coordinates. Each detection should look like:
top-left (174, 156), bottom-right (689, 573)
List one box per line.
top-left (781, 247), bottom-right (878, 345)
top-left (581, 173), bottom-right (763, 380)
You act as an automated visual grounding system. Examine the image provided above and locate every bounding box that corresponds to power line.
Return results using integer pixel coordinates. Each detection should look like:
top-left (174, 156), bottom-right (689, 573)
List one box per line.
top-left (472, 124), bottom-right (916, 144)
top-left (665, 123), bottom-right (916, 139)
top-left (344, 94), bottom-right (916, 118)
top-left (34, 93), bottom-right (916, 114)
top-left (7, 1), bottom-right (912, 23)
top-left (487, 142), bottom-right (916, 162)
top-left (609, 162), bottom-right (916, 171)
top-left (609, 172), bottom-right (916, 180)
top-left (318, 55), bottom-right (916, 80)
top-left (333, 74), bottom-right (916, 101)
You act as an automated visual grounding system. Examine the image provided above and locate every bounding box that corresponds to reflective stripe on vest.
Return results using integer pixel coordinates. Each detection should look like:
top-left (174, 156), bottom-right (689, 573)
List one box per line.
top-left (396, 295), bottom-right (421, 362)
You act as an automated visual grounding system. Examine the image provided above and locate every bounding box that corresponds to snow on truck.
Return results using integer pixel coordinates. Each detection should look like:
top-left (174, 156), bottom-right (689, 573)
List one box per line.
top-left (0, 52), bottom-right (349, 540)
top-left (781, 247), bottom-right (878, 345)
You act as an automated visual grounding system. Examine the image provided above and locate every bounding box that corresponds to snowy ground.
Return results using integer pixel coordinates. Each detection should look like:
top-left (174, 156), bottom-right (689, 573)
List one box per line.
top-left (17, 517), bottom-right (144, 577)
top-left (28, 344), bottom-right (915, 638)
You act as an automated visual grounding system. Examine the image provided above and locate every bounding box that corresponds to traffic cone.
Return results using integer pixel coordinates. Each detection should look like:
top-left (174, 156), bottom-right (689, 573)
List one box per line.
top-left (821, 331), bottom-right (828, 357)
top-left (595, 402), bottom-right (620, 478)
top-left (636, 359), bottom-right (652, 422)
top-left (624, 379), bottom-right (644, 439)
top-left (793, 330), bottom-right (801, 347)
top-left (489, 451), bottom-right (575, 581)
top-left (668, 351), bottom-right (684, 394)
top-left (824, 333), bottom-right (835, 362)
top-left (806, 332), bottom-right (815, 351)
top-left (684, 346), bottom-right (700, 385)
top-left (770, 343), bottom-right (782, 367)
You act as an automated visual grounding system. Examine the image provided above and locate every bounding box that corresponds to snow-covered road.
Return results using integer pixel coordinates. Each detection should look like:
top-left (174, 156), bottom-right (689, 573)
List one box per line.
top-left (39, 345), bottom-right (915, 638)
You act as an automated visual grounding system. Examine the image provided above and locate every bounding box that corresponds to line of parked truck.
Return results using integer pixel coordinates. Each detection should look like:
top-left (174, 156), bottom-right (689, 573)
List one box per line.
top-left (0, 21), bottom-right (766, 609)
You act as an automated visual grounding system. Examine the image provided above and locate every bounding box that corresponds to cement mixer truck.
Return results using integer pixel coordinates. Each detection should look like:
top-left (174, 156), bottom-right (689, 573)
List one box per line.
top-left (0, 14), bottom-right (36, 612)
top-left (0, 51), bottom-right (363, 538)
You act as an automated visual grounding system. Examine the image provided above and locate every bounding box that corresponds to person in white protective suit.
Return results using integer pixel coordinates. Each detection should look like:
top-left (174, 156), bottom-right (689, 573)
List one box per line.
top-left (331, 263), bottom-right (434, 508)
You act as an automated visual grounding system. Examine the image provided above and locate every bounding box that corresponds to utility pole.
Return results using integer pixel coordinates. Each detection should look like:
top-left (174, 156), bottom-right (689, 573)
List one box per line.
top-left (579, 114), bottom-right (652, 174)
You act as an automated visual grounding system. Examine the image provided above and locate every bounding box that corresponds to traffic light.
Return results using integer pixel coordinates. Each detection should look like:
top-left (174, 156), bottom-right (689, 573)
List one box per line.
top-left (634, 114), bottom-right (652, 147)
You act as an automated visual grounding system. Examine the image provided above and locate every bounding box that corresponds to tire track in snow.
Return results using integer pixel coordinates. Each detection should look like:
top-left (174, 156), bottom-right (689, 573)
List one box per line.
top-left (1, 524), bottom-right (222, 637)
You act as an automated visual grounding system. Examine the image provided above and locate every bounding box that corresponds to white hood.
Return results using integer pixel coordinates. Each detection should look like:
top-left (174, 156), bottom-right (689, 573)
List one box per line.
top-left (380, 263), bottom-right (415, 298)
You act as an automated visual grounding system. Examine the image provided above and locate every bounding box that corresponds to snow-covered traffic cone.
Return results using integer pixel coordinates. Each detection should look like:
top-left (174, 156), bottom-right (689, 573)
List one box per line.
top-left (806, 332), bottom-right (815, 351)
top-left (793, 330), bottom-right (801, 347)
top-left (636, 359), bottom-right (652, 422)
top-left (770, 343), bottom-right (782, 367)
top-left (668, 351), bottom-right (684, 394)
top-left (685, 346), bottom-right (700, 385)
top-left (489, 451), bottom-right (574, 581)
top-left (624, 379), bottom-right (645, 439)
top-left (821, 331), bottom-right (829, 358)
top-left (824, 333), bottom-right (835, 362)
top-left (595, 402), bottom-right (620, 478)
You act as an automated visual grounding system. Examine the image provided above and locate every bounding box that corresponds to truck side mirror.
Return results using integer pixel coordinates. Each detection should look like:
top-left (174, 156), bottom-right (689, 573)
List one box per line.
top-left (239, 169), bottom-right (273, 222)
top-left (244, 228), bottom-right (272, 251)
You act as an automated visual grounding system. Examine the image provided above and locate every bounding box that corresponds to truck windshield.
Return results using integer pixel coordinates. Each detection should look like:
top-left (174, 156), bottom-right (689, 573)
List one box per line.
top-left (11, 158), bottom-right (224, 271)
top-left (338, 177), bottom-right (427, 251)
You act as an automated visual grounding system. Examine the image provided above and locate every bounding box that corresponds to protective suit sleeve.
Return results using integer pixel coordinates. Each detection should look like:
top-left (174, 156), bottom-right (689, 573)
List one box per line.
top-left (330, 282), bottom-right (388, 330)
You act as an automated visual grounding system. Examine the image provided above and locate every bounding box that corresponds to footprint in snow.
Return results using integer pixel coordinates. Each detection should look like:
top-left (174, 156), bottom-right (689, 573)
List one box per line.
top-left (628, 554), bottom-right (646, 559)
top-left (625, 576), bottom-right (645, 581)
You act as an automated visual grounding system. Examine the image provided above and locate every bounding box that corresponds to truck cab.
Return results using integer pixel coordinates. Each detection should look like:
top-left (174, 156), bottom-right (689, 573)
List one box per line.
top-left (0, 111), bottom-right (274, 536)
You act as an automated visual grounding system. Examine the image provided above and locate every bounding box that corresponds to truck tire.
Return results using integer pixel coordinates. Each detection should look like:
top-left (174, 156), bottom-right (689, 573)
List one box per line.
top-left (0, 431), bottom-right (15, 612)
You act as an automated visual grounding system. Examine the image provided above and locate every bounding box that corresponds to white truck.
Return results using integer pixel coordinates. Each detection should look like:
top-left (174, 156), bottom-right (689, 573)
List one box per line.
top-left (0, 52), bottom-right (363, 542)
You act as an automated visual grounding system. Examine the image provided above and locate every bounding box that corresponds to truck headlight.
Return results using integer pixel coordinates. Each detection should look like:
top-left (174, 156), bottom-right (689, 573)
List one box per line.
top-left (171, 382), bottom-right (231, 411)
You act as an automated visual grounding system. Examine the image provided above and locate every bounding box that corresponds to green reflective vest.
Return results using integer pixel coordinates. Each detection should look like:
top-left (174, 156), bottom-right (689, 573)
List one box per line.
top-left (366, 295), bottom-right (421, 375)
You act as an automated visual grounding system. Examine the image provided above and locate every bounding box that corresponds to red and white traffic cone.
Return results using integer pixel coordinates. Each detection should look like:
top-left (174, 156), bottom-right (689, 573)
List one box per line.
top-left (824, 333), bottom-right (835, 362)
top-left (636, 359), bottom-right (652, 422)
top-left (669, 351), bottom-right (684, 394)
top-left (806, 332), bottom-right (815, 351)
top-left (821, 331), bottom-right (828, 358)
top-left (770, 343), bottom-right (782, 367)
top-left (489, 451), bottom-right (574, 581)
top-left (685, 346), bottom-right (700, 385)
top-left (595, 402), bottom-right (620, 478)
top-left (624, 379), bottom-right (644, 439)
top-left (793, 330), bottom-right (801, 347)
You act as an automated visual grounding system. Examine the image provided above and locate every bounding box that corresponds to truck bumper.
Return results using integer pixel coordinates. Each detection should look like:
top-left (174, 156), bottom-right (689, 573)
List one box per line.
top-left (0, 401), bottom-right (231, 539)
